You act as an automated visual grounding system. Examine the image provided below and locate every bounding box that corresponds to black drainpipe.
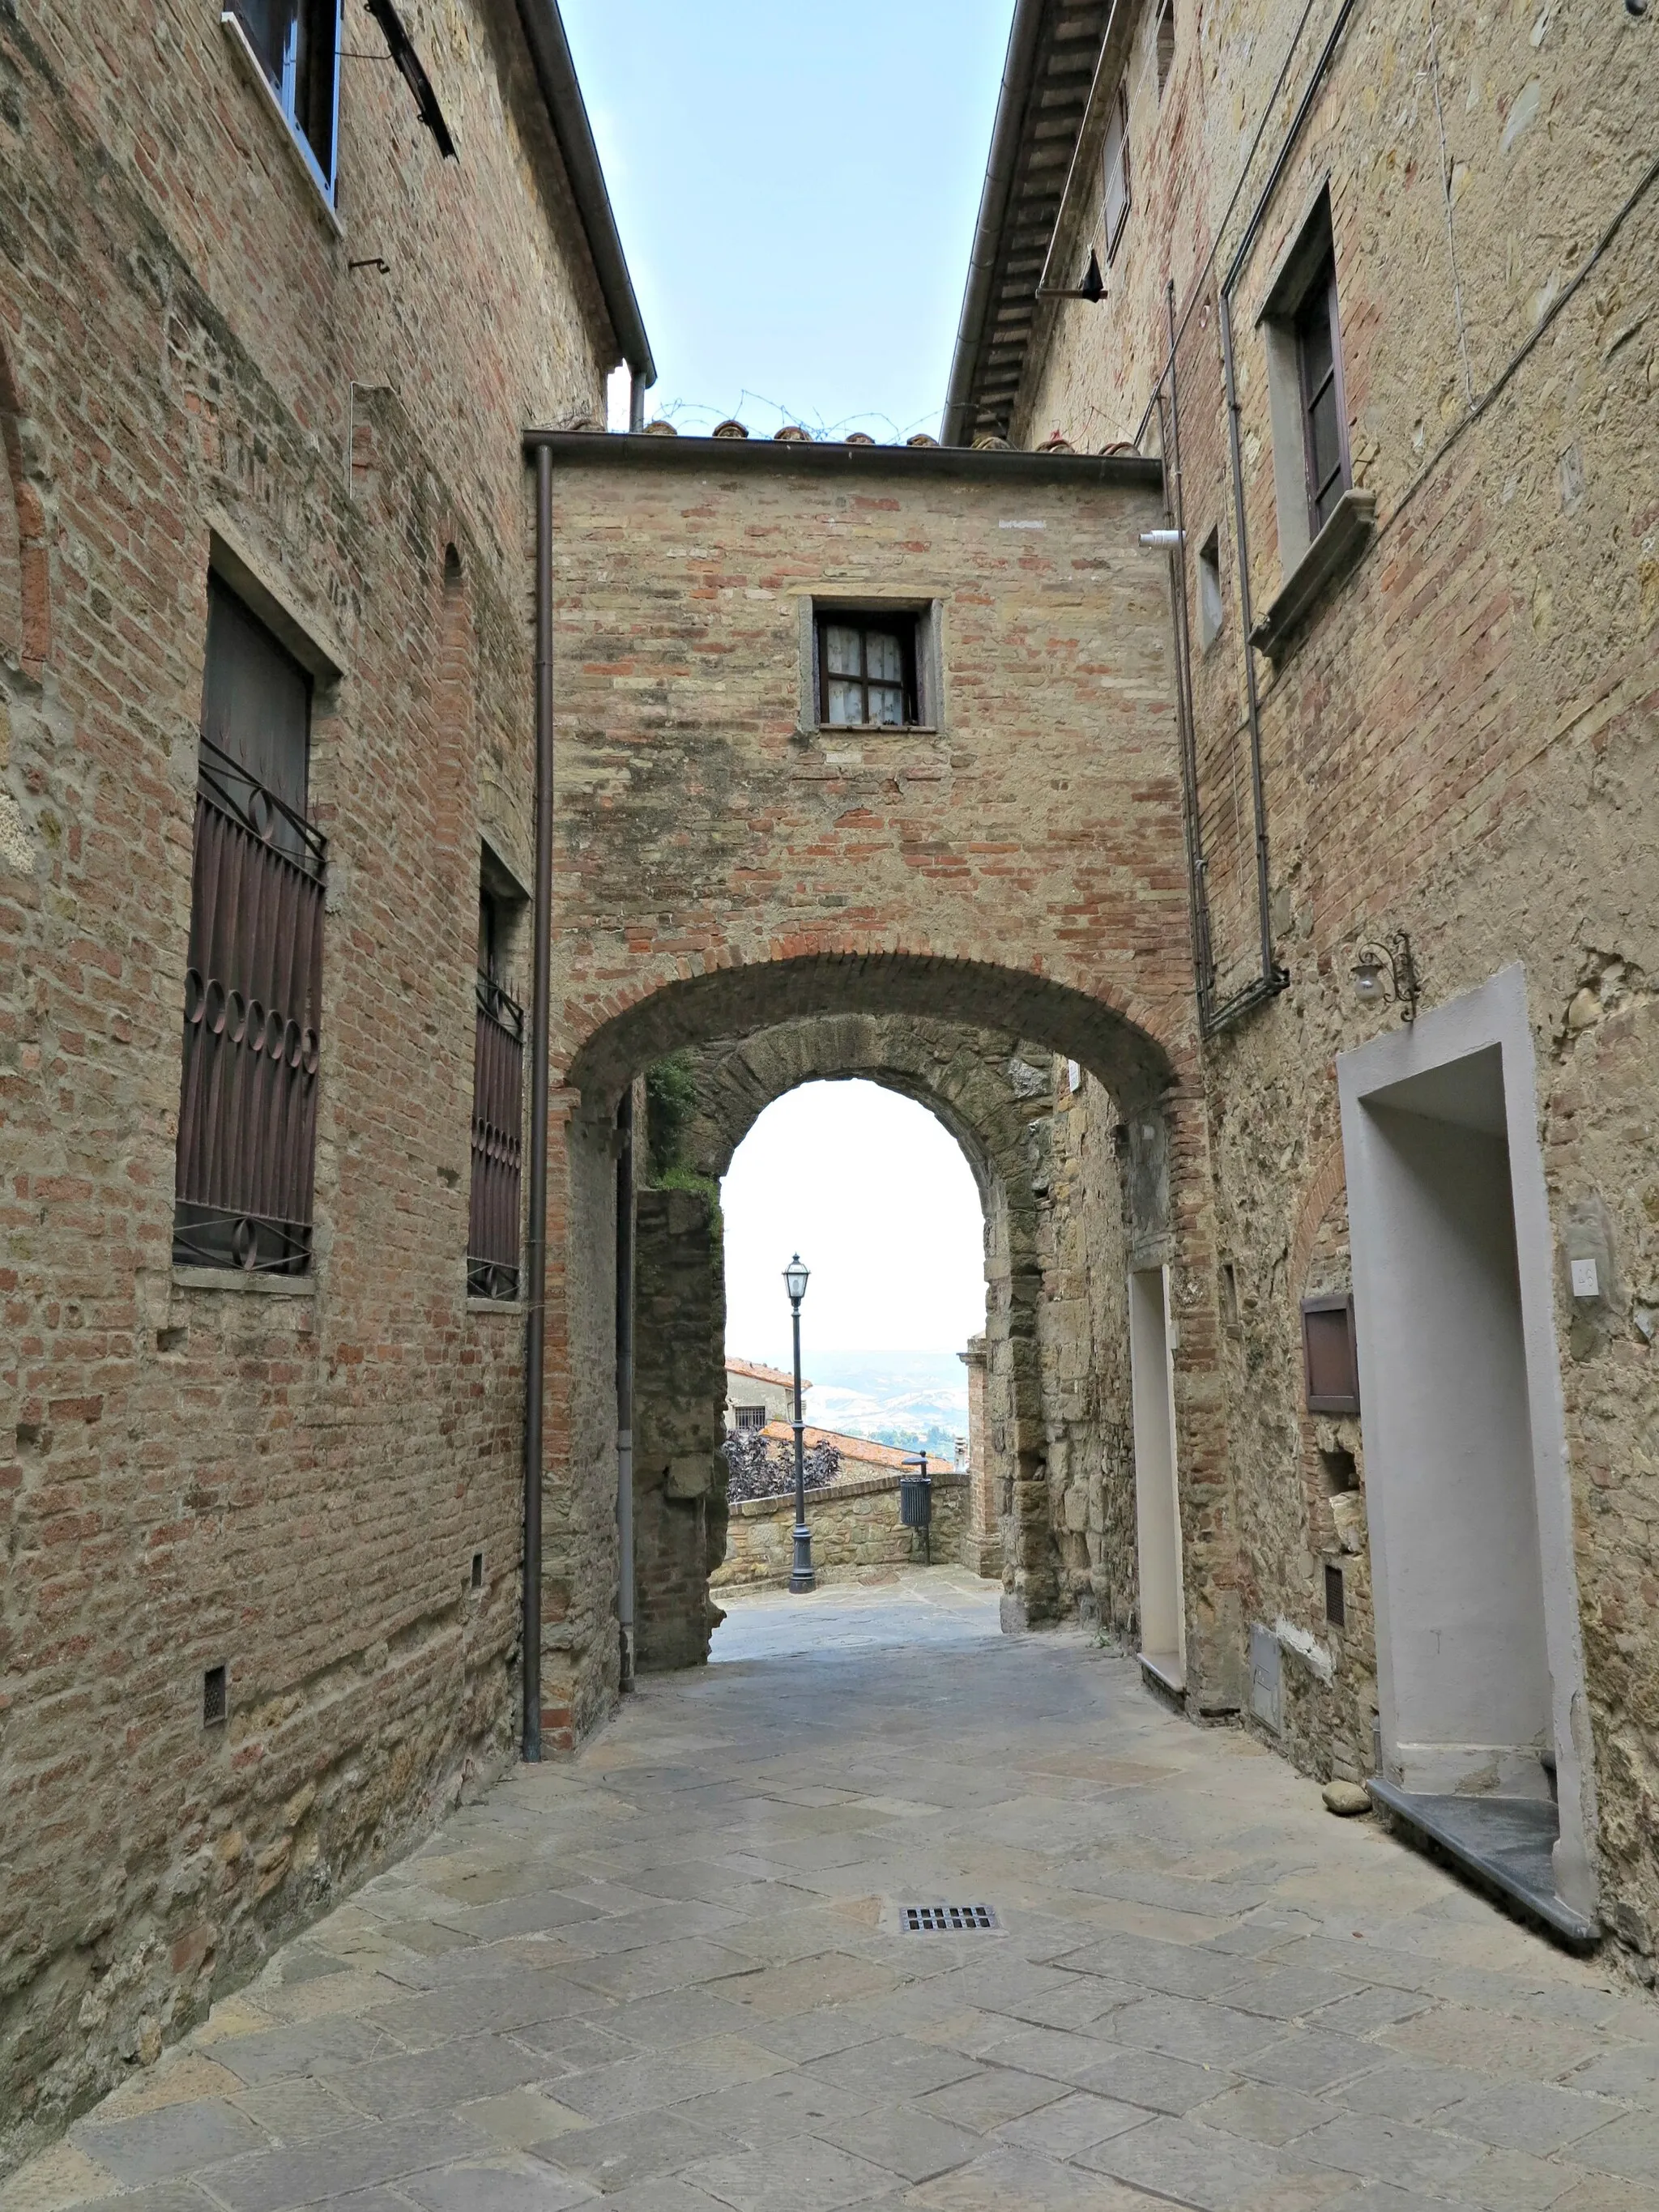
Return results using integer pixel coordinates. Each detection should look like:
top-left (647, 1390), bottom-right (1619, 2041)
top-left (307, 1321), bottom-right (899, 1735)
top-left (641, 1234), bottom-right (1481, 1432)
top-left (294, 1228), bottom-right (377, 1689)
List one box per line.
top-left (615, 1086), bottom-right (636, 1690)
top-left (522, 440), bottom-right (555, 1762)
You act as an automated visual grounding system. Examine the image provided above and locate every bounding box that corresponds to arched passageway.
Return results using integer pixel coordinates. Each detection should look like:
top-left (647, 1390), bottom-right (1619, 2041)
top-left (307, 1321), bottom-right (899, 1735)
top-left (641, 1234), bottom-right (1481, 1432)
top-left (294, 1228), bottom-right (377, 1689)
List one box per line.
top-left (539, 953), bottom-right (1233, 1749)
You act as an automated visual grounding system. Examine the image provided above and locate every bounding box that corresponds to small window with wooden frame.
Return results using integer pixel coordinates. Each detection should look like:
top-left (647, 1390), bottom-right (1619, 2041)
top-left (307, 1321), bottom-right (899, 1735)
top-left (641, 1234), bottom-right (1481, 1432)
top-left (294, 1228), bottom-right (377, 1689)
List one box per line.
top-left (1103, 79), bottom-right (1131, 259)
top-left (1301, 1293), bottom-right (1360, 1415)
top-left (815, 607), bottom-right (922, 730)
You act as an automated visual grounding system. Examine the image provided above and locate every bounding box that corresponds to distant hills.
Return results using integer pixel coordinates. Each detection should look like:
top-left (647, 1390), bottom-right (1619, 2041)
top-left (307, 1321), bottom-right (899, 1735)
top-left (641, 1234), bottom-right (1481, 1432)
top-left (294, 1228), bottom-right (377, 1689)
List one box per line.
top-left (737, 1347), bottom-right (969, 1460)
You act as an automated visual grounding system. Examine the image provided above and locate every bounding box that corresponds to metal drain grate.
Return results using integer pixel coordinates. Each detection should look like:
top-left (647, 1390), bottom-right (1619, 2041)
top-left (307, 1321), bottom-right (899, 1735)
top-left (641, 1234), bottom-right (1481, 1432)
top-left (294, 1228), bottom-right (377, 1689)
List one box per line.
top-left (900, 1903), bottom-right (998, 1933)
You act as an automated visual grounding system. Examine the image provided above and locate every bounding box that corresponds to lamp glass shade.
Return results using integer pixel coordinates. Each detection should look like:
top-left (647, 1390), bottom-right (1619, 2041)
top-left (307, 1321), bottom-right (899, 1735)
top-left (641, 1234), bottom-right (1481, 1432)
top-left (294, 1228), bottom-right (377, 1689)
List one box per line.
top-left (1351, 956), bottom-right (1386, 1004)
top-left (783, 1255), bottom-right (809, 1303)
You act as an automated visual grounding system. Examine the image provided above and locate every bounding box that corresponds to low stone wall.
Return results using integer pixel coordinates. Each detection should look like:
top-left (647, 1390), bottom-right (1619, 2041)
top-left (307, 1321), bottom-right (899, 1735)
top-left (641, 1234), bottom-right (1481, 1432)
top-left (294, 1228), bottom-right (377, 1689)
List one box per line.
top-left (714, 1469), bottom-right (970, 1589)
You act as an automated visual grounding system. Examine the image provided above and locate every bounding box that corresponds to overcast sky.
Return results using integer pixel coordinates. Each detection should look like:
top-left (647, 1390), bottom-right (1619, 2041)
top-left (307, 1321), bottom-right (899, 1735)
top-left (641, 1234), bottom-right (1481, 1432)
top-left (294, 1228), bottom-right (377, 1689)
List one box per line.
top-left (721, 1083), bottom-right (986, 1366)
top-left (563, 0), bottom-right (1013, 438)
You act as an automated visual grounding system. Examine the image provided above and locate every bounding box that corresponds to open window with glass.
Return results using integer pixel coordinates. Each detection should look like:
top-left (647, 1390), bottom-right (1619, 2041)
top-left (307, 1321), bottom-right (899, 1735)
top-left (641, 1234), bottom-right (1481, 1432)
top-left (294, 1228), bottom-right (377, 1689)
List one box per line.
top-left (223, 0), bottom-right (342, 198)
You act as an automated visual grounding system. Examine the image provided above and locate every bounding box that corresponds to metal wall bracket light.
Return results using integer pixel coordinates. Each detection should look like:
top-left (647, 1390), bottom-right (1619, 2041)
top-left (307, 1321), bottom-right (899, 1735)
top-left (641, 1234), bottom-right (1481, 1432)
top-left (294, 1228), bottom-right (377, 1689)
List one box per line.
top-left (1351, 931), bottom-right (1421, 1025)
top-left (1038, 248), bottom-right (1107, 305)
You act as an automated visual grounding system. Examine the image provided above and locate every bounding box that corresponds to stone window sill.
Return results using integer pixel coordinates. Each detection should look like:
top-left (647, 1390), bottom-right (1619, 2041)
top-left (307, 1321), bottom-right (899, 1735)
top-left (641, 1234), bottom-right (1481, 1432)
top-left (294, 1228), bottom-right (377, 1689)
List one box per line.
top-left (796, 725), bottom-right (940, 744)
top-left (467, 1296), bottom-right (524, 1315)
top-left (220, 11), bottom-right (344, 238)
top-left (1251, 488), bottom-right (1376, 666)
top-left (173, 1265), bottom-right (315, 1298)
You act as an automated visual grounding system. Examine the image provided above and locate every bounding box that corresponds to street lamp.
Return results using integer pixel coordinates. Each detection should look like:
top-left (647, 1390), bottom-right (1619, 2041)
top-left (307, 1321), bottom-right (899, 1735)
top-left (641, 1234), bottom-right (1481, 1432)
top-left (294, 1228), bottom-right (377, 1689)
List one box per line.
top-left (783, 1255), bottom-right (815, 1593)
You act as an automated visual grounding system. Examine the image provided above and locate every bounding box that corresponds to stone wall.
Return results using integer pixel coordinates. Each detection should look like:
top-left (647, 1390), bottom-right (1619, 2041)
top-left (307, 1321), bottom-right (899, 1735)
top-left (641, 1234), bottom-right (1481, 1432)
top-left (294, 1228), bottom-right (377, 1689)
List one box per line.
top-left (0, 0), bottom-right (617, 2165)
top-left (632, 1186), bottom-right (728, 1671)
top-left (1011, 0), bottom-right (1658, 1958)
top-left (715, 1469), bottom-right (970, 1590)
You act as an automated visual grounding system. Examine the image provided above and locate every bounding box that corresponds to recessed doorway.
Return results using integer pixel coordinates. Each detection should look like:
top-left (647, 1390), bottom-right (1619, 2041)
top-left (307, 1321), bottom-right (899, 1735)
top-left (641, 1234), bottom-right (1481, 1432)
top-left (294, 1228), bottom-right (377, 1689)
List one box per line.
top-left (1338, 966), bottom-right (1597, 1934)
top-left (1129, 1264), bottom-right (1186, 1693)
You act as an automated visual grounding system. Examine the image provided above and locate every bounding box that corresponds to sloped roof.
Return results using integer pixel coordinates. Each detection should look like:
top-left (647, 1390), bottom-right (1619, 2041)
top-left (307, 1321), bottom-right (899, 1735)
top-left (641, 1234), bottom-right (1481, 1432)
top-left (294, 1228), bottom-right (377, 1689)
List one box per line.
top-left (942, 0), bottom-right (1116, 445)
top-left (760, 1422), bottom-right (914, 1471)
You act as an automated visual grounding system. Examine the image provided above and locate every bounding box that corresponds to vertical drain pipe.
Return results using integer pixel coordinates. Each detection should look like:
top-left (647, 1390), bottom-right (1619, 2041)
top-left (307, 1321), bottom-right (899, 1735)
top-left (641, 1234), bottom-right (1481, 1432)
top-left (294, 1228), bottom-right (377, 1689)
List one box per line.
top-left (522, 441), bottom-right (555, 1763)
top-left (615, 1087), bottom-right (636, 1690)
top-left (629, 371), bottom-right (647, 434)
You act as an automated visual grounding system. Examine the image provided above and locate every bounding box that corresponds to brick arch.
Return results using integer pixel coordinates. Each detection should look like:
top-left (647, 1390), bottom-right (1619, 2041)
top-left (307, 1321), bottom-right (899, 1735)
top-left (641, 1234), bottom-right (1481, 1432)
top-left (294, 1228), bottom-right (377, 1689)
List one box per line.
top-left (1290, 1140), bottom-right (1348, 1298)
top-left (0, 332), bottom-right (50, 677)
top-left (564, 951), bottom-right (1175, 1111)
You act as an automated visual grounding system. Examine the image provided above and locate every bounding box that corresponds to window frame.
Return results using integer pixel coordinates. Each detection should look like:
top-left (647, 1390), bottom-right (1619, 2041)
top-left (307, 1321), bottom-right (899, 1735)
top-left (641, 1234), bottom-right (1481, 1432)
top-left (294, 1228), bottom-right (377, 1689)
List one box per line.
top-left (734, 1404), bottom-right (768, 1433)
top-left (812, 606), bottom-right (926, 732)
top-left (1102, 79), bottom-right (1132, 261)
top-left (222, 0), bottom-right (343, 207)
top-left (1196, 526), bottom-right (1224, 650)
top-left (1294, 256), bottom-right (1350, 542)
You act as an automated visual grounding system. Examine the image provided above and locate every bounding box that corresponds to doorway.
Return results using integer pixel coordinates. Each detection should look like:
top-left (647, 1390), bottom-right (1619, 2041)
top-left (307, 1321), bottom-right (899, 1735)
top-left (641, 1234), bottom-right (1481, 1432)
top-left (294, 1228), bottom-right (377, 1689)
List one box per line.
top-left (1338, 966), bottom-right (1597, 1930)
top-left (1129, 1265), bottom-right (1185, 1692)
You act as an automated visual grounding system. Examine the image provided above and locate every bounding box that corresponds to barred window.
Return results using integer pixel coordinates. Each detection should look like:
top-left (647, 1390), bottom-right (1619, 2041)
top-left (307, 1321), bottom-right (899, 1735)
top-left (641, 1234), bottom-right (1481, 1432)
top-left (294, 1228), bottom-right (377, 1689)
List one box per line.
top-left (174, 578), bottom-right (325, 1275)
top-left (734, 1404), bottom-right (768, 1432)
top-left (468, 872), bottom-right (525, 1300)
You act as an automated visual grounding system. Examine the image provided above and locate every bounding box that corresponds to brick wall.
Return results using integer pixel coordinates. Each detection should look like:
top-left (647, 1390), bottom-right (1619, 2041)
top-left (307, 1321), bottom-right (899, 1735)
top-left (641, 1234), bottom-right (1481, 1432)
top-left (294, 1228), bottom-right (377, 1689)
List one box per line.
top-left (0, 0), bottom-right (616, 2162)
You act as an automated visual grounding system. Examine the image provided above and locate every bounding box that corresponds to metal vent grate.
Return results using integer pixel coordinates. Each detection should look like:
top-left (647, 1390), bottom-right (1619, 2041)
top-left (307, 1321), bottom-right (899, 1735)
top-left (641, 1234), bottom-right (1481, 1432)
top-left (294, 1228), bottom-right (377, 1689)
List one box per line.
top-left (901, 1903), bottom-right (998, 1933)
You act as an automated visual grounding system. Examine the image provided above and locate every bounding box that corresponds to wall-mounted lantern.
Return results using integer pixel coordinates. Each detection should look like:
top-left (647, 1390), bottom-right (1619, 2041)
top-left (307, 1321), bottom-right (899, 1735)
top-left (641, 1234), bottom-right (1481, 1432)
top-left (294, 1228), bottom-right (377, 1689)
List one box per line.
top-left (1351, 931), bottom-right (1421, 1025)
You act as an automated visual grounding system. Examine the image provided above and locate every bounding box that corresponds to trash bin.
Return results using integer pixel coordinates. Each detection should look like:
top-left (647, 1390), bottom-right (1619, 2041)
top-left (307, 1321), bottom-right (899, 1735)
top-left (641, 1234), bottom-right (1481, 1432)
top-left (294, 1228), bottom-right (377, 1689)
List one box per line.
top-left (899, 1455), bottom-right (932, 1564)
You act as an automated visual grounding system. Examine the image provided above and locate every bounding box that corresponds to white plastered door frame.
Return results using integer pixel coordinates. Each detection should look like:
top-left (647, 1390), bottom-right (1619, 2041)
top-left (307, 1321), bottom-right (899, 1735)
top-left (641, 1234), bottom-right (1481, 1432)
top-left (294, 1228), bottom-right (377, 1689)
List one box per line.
top-left (1337, 965), bottom-right (1597, 1916)
top-left (1129, 1264), bottom-right (1187, 1691)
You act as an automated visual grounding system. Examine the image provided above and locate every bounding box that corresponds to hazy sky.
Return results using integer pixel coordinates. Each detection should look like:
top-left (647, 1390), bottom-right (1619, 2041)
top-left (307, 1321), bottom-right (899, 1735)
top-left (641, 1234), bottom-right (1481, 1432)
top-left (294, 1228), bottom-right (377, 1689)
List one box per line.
top-left (722, 1084), bottom-right (986, 1366)
top-left (563, 0), bottom-right (1013, 437)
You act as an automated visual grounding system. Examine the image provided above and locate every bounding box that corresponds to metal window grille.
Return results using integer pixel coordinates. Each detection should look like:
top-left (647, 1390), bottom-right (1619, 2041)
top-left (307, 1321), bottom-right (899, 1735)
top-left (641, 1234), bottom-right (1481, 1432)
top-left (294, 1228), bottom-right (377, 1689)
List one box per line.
top-left (734, 1404), bottom-right (768, 1431)
top-left (467, 971), bottom-right (524, 1299)
top-left (817, 613), bottom-right (919, 728)
top-left (173, 735), bottom-right (326, 1275)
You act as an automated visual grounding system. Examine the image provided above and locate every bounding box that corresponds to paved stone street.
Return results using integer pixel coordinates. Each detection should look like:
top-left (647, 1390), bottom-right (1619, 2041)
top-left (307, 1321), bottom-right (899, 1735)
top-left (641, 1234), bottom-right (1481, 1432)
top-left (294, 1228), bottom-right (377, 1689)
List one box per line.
top-left (7, 1571), bottom-right (1659, 2212)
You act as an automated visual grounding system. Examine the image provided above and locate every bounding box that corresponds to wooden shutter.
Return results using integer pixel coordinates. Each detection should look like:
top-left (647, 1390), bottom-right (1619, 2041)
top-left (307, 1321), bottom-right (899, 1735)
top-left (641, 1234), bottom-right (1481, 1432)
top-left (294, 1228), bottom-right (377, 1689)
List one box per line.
top-left (1302, 1294), bottom-right (1360, 1414)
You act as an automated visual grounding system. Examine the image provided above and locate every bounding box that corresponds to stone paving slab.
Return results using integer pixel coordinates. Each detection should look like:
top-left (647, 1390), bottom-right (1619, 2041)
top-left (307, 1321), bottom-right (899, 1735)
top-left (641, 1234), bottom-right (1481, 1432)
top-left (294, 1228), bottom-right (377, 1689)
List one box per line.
top-left (5, 1570), bottom-right (1658, 2212)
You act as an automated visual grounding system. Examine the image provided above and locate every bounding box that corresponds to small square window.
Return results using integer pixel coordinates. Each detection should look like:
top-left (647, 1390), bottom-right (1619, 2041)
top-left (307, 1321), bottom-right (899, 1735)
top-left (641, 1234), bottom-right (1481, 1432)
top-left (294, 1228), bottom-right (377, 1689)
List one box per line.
top-left (1155, 0), bottom-right (1176, 98)
top-left (815, 611), bottom-right (921, 729)
top-left (734, 1404), bottom-right (767, 1432)
top-left (1103, 81), bottom-right (1131, 259)
top-left (1302, 1294), bottom-right (1359, 1415)
top-left (1196, 527), bottom-right (1223, 650)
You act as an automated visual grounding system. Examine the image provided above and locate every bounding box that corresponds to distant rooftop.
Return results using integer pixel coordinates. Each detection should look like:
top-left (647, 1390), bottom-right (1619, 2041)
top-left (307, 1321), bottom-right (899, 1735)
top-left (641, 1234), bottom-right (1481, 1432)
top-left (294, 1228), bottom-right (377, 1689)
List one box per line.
top-left (727, 1357), bottom-right (809, 1392)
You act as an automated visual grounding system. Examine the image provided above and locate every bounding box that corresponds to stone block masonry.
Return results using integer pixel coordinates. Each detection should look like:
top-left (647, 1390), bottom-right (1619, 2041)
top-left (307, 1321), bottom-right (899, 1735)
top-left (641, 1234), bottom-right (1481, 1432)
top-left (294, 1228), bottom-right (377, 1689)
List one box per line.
top-left (0, 0), bottom-right (625, 2169)
top-left (715, 1465), bottom-right (970, 1588)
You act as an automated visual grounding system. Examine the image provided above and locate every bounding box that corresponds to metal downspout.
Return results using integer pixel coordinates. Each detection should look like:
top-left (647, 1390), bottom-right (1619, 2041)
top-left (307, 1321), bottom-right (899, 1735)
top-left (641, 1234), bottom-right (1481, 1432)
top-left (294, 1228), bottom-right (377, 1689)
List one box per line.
top-left (615, 1088), bottom-right (636, 1690)
top-left (522, 441), bottom-right (555, 1762)
top-left (629, 371), bottom-right (646, 433)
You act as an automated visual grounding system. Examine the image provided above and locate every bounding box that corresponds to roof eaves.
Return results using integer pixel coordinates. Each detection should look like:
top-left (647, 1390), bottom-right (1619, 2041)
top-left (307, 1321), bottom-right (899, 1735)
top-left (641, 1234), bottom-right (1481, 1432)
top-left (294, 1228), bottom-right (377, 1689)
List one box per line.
top-left (514, 1), bottom-right (655, 386)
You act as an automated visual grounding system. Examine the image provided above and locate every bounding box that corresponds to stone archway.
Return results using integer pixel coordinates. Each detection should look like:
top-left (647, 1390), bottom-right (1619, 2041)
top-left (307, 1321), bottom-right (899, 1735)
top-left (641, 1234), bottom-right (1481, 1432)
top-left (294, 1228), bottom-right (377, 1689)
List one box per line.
top-left (539, 951), bottom-right (1230, 1745)
top-left (627, 1012), bottom-right (1068, 1664)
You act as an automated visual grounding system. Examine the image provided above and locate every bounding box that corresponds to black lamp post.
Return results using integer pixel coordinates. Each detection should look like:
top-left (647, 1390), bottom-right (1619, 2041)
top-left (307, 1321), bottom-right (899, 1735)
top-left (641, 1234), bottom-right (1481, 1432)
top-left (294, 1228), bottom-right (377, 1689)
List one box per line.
top-left (783, 1253), bottom-right (815, 1593)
